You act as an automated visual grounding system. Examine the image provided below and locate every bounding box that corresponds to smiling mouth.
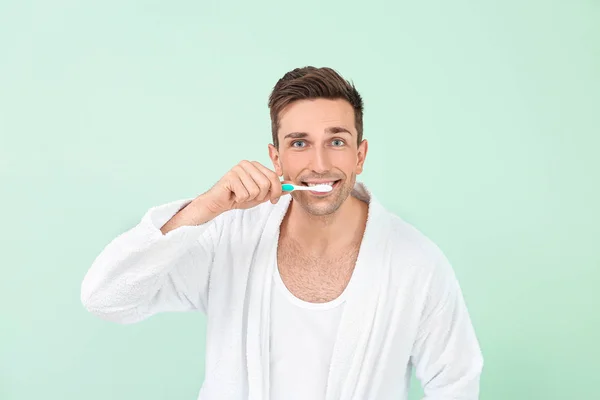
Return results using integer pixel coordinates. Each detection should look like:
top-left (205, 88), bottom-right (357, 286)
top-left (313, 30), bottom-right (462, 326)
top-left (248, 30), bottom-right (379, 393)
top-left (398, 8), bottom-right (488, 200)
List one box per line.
top-left (299, 179), bottom-right (341, 193)
top-left (304, 180), bottom-right (336, 186)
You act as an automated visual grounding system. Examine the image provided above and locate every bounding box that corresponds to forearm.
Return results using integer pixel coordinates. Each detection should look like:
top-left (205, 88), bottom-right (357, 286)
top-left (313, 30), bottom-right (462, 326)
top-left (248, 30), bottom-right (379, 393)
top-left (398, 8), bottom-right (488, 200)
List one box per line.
top-left (160, 193), bottom-right (221, 234)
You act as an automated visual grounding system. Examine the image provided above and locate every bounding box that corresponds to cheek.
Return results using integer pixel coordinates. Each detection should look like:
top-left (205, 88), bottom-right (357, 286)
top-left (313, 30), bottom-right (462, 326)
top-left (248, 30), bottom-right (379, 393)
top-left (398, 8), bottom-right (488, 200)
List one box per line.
top-left (279, 154), bottom-right (303, 176)
top-left (281, 151), bottom-right (358, 176)
top-left (332, 154), bottom-right (359, 173)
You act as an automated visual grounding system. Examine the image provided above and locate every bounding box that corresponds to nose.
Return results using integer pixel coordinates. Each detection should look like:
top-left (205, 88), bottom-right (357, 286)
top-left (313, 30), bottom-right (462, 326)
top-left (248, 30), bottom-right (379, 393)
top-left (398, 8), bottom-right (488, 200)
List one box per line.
top-left (309, 146), bottom-right (333, 174)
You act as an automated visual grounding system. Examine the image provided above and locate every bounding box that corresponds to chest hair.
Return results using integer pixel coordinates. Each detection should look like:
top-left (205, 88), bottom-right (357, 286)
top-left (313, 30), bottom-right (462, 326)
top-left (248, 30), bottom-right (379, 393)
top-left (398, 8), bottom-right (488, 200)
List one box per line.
top-left (276, 237), bottom-right (360, 303)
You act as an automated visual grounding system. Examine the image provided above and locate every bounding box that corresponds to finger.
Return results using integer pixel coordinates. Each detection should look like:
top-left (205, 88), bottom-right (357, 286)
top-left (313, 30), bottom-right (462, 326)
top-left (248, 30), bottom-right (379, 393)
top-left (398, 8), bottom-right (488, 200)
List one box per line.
top-left (242, 161), bottom-right (273, 201)
top-left (233, 164), bottom-right (261, 202)
top-left (250, 161), bottom-right (283, 201)
top-left (251, 162), bottom-right (288, 203)
top-left (226, 170), bottom-right (250, 204)
top-left (270, 180), bottom-right (294, 203)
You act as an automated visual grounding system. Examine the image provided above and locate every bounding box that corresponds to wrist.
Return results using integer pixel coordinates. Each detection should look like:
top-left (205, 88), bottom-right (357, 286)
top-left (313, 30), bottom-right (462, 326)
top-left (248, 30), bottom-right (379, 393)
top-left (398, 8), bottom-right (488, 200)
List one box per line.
top-left (188, 193), bottom-right (223, 225)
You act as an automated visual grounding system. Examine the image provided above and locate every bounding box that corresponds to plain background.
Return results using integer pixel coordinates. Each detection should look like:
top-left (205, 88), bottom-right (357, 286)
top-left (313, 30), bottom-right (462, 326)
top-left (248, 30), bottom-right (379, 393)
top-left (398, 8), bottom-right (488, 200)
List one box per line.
top-left (1, 1), bottom-right (599, 399)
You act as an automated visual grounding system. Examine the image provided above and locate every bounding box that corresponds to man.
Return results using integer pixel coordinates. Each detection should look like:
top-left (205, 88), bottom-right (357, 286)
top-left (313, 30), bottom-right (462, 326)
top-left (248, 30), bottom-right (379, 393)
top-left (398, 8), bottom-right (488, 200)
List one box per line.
top-left (81, 66), bottom-right (483, 399)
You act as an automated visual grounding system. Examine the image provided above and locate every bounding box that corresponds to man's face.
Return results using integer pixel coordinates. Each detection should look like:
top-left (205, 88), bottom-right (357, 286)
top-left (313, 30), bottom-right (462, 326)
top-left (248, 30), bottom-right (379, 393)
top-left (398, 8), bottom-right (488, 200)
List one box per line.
top-left (268, 98), bottom-right (368, 216)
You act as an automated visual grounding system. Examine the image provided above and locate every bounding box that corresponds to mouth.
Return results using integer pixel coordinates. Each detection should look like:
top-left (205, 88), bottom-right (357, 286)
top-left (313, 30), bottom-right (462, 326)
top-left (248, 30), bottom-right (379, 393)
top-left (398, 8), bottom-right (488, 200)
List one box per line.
top-left (300, 179), bottom-right (341, 195)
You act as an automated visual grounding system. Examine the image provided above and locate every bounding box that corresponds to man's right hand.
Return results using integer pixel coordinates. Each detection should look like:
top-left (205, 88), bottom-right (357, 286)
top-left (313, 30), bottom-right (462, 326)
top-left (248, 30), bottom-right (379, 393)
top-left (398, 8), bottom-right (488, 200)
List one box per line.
top-left (201, 160), bottom-right (287, 214)
top-left (161, 160), bottom-right (288, 234)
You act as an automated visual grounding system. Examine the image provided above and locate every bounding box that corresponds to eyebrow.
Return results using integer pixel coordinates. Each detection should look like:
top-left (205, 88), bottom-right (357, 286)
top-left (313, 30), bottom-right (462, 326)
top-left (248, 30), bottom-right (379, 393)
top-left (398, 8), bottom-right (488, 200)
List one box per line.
top-left (283, 126), bottom-right (353, 140)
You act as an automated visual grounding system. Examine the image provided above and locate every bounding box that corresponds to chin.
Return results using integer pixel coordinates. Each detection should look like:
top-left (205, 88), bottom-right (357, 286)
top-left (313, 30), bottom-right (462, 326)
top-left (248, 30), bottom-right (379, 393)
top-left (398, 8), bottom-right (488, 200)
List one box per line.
top-left (294, 182), bottom-right (353, 216)
top-left (301, 202), bottom-right (342, 217)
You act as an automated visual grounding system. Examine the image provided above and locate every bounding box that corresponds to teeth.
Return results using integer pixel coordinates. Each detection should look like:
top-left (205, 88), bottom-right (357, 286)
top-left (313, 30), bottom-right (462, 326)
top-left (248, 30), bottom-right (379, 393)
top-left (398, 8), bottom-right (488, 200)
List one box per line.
top-left (307, 181), bottom-right (334, 187)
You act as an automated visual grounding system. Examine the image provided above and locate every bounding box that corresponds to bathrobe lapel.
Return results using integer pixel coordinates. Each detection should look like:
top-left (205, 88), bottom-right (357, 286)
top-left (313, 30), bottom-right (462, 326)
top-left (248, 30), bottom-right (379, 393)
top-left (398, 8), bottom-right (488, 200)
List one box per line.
top-left (245, 194), bottom-right (292, 400)
top-left (325, 186), bottom-right (393, 400)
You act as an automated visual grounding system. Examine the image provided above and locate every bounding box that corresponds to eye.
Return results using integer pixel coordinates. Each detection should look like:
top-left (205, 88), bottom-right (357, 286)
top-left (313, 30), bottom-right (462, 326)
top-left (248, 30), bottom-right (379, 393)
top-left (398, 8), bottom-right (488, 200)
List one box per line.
top-left (331, 139), bottom-right (345, 147)
top-left (291, 140), bottom-right (306, 148)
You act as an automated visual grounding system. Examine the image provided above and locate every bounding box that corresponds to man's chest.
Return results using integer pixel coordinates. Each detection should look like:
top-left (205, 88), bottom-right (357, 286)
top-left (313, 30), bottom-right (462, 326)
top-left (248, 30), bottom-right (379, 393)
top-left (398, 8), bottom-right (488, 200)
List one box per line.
top-left (276, 238), bottom-right (360, 303)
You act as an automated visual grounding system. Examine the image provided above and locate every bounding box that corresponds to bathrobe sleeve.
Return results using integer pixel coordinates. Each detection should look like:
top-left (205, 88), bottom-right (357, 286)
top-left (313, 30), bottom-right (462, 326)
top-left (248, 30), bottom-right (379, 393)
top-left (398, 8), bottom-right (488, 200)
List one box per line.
top-left (81, 198), bottom-right (227, 324)
top-left (410, 252), bottom-right (484, 399)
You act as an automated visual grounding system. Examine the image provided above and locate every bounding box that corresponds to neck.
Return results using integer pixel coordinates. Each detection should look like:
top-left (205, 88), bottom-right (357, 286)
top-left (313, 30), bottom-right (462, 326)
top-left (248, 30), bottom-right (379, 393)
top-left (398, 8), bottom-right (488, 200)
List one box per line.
top-left (282, 195), bottom-right (368, 254)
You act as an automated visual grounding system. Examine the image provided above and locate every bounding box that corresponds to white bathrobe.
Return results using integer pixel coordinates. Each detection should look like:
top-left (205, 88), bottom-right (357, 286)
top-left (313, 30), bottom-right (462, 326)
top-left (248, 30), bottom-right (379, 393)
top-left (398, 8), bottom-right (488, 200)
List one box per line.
top-left (81, 182), bottom-right (483, 399)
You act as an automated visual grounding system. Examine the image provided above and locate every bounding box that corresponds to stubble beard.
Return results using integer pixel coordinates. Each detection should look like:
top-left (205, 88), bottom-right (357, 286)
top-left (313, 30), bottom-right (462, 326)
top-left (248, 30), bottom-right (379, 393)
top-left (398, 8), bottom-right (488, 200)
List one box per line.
top-left (293, 174), bottom-right (356, 217)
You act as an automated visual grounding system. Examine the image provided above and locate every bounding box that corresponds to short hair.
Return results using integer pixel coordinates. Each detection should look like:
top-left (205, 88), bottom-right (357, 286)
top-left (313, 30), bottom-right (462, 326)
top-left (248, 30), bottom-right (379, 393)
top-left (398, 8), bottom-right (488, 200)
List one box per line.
top-left (268, 66), bottom-right (363, 148)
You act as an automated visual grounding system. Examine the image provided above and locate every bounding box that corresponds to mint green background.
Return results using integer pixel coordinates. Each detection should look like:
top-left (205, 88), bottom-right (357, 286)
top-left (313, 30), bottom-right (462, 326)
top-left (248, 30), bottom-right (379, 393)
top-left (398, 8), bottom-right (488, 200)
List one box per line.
top-left (2, 1), bottom-right (599, 399)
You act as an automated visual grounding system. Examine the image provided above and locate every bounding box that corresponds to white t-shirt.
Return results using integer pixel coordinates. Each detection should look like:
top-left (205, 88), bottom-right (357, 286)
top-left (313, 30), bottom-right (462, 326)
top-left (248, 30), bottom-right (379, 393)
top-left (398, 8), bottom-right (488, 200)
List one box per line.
top-left (269, 262), bottom-right (346, 399)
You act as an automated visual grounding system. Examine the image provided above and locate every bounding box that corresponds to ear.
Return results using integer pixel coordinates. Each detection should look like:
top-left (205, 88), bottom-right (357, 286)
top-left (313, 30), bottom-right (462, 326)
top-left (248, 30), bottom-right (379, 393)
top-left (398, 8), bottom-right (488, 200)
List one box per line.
top-left (356, 139), bottom-right (368, 175)
top-left (268, 143), bottom-right (283, 176)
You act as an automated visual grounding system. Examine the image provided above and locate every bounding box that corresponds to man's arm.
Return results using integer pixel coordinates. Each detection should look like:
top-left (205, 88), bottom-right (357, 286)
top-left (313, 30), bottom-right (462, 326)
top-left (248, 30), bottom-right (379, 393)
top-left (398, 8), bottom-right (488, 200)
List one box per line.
top-left (80, 160), bottom-right (286, 324)
top-left (80, 196), bottom-right (225, 324)
top-left (410, 253), bottom-right (484, 399)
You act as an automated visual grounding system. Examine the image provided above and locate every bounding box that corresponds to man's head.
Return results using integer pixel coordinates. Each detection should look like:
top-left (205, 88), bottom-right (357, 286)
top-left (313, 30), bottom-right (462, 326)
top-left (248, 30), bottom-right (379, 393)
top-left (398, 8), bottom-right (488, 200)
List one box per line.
top-left (267, 66), bottom-right (368, 216)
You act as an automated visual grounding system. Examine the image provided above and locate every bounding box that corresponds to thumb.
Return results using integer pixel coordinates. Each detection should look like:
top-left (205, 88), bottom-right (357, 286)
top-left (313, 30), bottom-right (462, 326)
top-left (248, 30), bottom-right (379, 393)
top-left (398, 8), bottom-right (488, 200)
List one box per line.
top-left (271, 180), bottom-right (293, 204)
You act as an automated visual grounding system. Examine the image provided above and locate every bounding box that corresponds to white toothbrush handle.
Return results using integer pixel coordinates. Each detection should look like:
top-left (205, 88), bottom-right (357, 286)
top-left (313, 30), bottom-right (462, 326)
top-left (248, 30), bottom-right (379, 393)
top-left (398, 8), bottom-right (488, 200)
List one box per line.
top-left (294, 185), bottom-right (331, 192)
top-left (281, 183), bottom-right (332, 192)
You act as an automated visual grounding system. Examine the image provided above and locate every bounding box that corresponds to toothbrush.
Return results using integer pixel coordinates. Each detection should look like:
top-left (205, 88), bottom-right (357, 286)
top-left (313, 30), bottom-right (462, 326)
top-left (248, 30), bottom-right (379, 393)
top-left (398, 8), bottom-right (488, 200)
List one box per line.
top-left (281, 183), bottom-right (333, 192)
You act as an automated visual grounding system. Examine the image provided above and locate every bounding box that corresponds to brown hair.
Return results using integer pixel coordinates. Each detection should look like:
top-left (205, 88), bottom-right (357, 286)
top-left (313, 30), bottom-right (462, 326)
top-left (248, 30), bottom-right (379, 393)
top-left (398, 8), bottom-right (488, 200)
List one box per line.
top-left (268, 66), bottom-right (364, 148)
